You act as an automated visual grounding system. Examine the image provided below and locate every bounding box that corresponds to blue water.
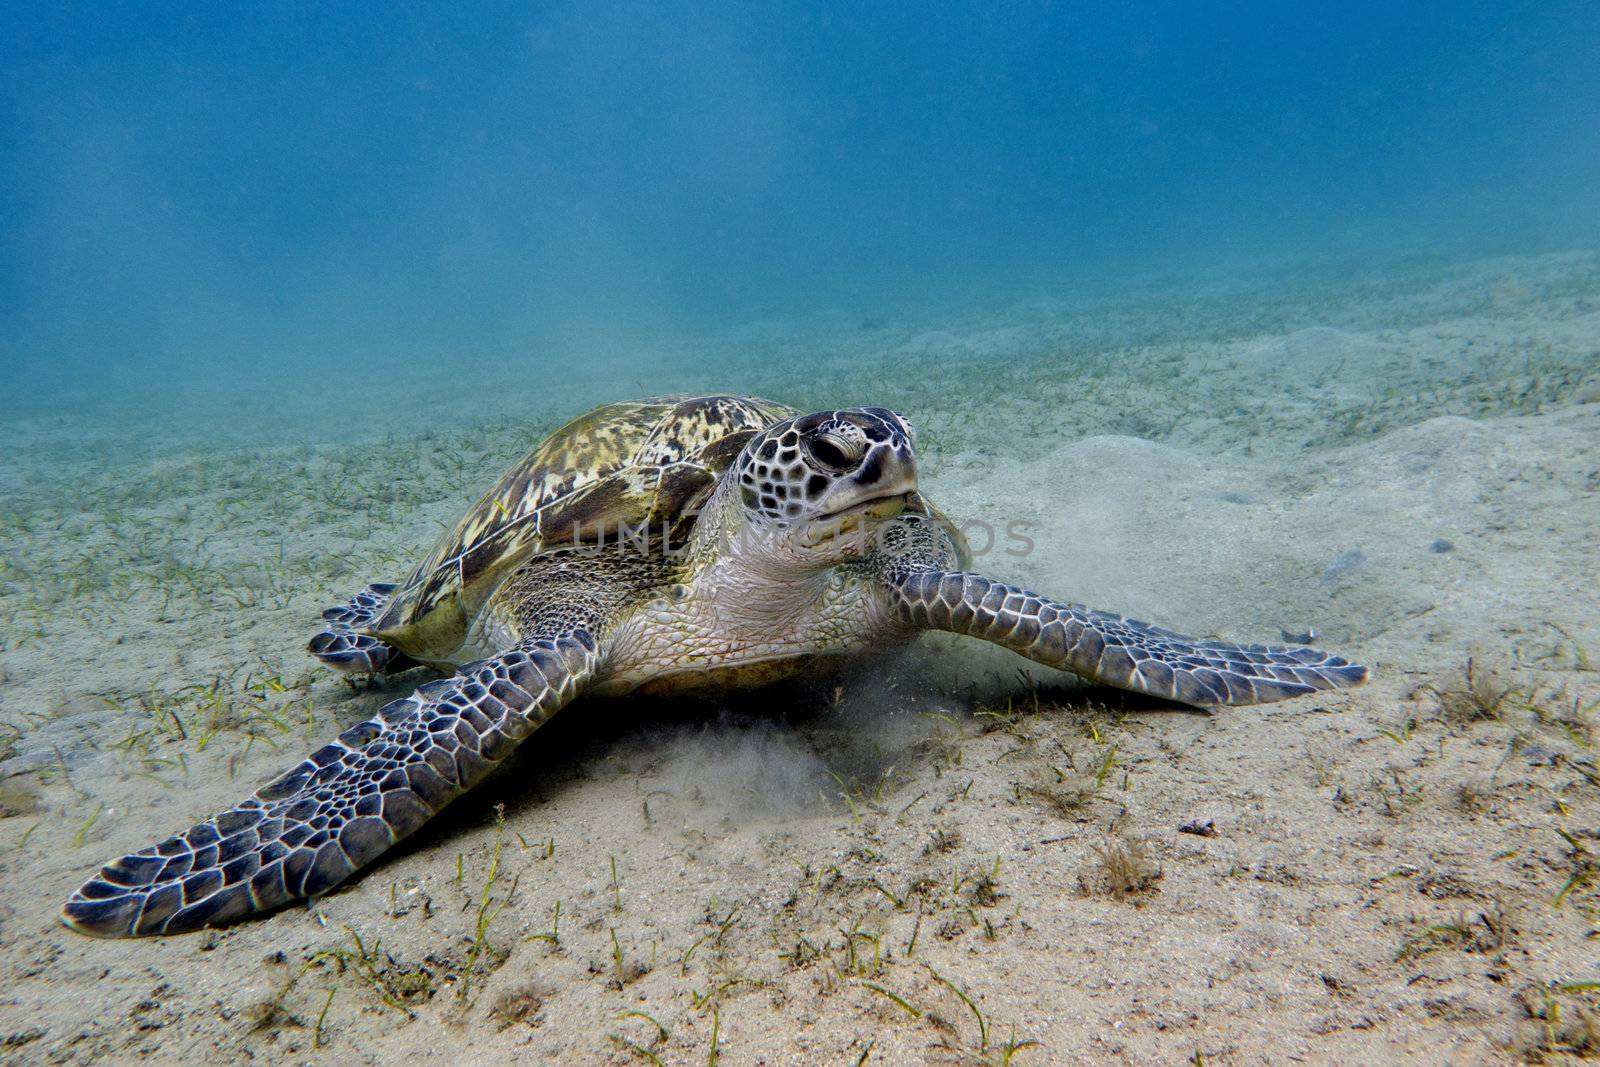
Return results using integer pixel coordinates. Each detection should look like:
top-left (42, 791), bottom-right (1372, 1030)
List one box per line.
top-left (4, 1), bottom-right (1597, 408)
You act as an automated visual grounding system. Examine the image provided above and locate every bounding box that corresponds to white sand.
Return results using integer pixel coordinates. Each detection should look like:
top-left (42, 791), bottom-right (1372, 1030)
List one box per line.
top-left (2, 252), bottom-right (1599, 1064)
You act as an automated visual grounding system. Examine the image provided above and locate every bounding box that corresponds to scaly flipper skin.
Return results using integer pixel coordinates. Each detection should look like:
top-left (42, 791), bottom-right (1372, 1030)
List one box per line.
top-left (307, 582), bottom-right (417, 675)
top-left (890, 570), bottom-right (1367, 707)
top-left (61, 632), bottom-right (599, 937)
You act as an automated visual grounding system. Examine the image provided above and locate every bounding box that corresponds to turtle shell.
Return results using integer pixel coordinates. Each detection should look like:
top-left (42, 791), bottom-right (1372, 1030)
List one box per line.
top-left (369, 394), bottom-right (796, 658)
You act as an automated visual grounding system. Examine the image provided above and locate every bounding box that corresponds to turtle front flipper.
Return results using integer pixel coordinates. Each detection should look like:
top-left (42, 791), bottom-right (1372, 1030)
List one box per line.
top-left (889, 570), bottom-right (1367, 707)
top-left (308, 582), bottom-right (417, 674)
top-left (62, 631), bottom-right (600, 938)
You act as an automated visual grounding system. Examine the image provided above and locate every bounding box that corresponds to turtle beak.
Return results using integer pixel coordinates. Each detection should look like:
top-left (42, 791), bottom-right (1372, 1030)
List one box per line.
top-left (802, 445), bottom-right (917, 547)
top-left (801, 493), bottom-right (911, 548)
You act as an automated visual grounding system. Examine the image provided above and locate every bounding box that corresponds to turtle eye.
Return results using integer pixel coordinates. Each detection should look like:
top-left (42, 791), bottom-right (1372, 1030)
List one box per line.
top-left (805, 432), bottom-right (861, 473)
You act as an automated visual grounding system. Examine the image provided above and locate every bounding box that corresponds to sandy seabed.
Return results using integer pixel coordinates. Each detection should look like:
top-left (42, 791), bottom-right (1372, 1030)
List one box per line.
top-left (3, 252), bottom-right (1599, 1064)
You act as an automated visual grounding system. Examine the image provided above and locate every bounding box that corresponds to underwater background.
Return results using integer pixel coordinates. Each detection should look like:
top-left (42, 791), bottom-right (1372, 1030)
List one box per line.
top-left (4, 3), bottom-right (1600, 1063)
top-left (5, 1), bottom-right (1597, 430)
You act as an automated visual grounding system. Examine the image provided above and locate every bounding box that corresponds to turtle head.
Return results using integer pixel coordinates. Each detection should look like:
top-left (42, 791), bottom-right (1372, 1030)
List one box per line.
top-left (728, 407), bottom-right (919, 560)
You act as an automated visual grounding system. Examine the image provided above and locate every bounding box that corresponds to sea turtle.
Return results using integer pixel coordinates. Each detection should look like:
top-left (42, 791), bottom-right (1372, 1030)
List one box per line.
top-left (62, 395), bottom-right (1367, 937)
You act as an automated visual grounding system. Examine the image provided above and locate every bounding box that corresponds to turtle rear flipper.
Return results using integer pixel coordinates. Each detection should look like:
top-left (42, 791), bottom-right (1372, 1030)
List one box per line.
top-left (308, 583), bottom-right (416, 674)
top-left (62, 631), bottom-right (600, 937)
